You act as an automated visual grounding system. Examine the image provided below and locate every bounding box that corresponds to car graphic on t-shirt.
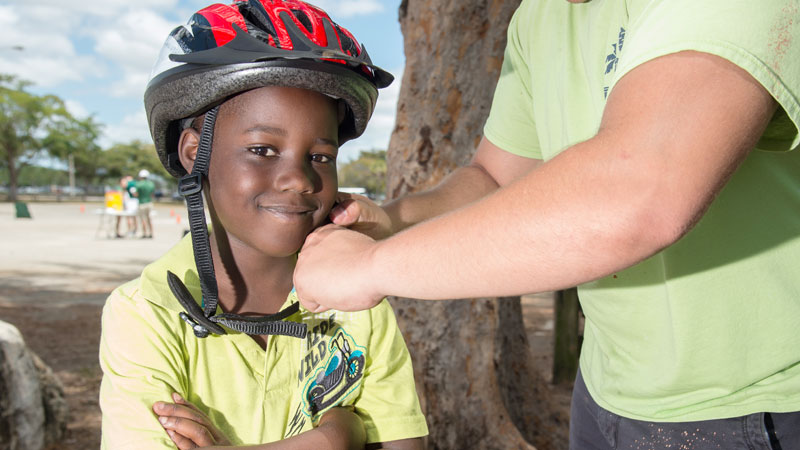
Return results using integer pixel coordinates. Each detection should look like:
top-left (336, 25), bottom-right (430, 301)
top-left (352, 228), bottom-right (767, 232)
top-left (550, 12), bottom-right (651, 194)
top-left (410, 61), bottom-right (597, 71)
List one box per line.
top-left (306, 330), bottom-right (365, 415)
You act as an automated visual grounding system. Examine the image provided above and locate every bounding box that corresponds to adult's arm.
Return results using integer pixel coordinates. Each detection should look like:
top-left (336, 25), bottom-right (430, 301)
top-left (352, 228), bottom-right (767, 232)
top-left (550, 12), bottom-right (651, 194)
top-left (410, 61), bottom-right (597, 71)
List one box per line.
top-left (295, 51), bottom-right (777, 311)
top-left (329, 137), bottom-right (542, 239)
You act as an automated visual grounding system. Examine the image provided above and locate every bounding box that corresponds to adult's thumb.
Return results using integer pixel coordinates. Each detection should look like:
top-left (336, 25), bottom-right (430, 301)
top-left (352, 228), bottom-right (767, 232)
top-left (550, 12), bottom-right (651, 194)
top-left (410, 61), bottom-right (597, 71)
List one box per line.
top-left (330, 199), bottom-right (360, 225)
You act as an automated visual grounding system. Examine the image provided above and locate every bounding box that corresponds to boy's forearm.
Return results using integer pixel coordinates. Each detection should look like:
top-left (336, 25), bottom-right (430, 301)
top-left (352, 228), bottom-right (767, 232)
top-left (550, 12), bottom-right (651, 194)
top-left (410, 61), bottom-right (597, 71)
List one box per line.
top-left (203, 407), bottom-right (365, 450)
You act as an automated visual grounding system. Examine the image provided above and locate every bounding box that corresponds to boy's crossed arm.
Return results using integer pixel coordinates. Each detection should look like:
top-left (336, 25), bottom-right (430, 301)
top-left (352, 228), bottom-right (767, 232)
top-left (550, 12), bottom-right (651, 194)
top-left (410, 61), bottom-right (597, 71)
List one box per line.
top-left (154, 393), bottom-right (367, 450)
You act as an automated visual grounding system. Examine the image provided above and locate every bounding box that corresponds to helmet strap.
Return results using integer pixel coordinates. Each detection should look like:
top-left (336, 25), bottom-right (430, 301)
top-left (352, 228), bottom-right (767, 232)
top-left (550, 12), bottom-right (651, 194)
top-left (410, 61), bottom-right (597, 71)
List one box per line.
top-left (171, 106), bottom-right (307, 340)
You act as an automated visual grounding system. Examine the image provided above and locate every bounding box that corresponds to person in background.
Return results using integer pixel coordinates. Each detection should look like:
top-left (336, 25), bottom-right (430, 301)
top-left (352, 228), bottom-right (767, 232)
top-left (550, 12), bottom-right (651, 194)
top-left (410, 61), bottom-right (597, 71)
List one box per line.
top-left (135, 169), bottom-right (155, 239)
top-left (115, 175), bottom-right (137, 238)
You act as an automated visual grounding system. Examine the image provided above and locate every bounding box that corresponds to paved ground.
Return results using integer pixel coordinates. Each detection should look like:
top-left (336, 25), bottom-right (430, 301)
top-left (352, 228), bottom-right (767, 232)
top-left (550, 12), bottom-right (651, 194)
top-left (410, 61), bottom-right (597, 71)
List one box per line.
top-left (0, 201), bottom-right (570, 449)
top-left (1, 201), bottom-right (189, 300)
top-left (0, 201), bottom-right (188, 449)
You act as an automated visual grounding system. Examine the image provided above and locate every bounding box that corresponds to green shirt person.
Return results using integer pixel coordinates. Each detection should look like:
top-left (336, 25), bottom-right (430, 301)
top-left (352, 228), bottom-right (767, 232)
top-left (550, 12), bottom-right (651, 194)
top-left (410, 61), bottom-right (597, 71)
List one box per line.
top-left (294, 0), bottom-right (800, 448)
top-left (134, 169), bottom-right (155, 238)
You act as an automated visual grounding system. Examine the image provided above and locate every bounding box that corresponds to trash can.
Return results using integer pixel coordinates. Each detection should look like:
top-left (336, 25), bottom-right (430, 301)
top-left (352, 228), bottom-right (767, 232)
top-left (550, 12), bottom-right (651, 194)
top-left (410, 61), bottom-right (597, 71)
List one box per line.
top-left (14, 201), bottom-right (31, 219)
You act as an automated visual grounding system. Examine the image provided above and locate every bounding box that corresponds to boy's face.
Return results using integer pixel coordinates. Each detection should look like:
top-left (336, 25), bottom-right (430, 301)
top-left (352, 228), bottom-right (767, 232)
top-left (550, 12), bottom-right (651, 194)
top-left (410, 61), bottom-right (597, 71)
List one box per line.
top-left (202, 86), bottom-right (339, 258)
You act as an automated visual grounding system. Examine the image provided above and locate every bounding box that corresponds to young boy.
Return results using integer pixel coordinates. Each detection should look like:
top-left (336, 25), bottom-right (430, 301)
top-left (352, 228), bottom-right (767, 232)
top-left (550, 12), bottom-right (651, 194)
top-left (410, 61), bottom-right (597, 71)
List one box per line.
top-left (98, 1), bottom-right (427, 448)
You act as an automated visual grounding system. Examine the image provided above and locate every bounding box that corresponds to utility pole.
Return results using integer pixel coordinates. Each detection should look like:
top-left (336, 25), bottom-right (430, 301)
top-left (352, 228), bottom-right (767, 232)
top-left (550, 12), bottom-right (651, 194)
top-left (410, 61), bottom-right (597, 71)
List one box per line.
top-left (68, 153), bottom-right (75, 197)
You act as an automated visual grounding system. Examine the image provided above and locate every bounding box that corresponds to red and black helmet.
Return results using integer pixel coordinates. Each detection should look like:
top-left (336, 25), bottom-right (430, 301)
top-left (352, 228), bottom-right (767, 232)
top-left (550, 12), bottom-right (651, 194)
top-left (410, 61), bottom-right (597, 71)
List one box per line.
top-left (145, 0), bottom-right (393, 177)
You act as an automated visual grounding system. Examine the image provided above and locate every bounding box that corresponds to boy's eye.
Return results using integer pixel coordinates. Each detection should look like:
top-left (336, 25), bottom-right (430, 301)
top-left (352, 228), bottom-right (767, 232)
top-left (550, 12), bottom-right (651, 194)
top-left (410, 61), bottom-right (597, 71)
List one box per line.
top-left (248, 146), bottom-right (277, 157)
top-left (311, 154), bottom-right (335, 164)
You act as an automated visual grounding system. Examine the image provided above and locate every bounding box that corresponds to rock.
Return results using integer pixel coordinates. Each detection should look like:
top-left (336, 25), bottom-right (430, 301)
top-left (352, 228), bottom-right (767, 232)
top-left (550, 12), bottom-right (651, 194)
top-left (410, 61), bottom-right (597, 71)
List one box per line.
top-left (31, 353), bottom-right (68, 447)
top-left (0, 321), bottom-right (68, 450)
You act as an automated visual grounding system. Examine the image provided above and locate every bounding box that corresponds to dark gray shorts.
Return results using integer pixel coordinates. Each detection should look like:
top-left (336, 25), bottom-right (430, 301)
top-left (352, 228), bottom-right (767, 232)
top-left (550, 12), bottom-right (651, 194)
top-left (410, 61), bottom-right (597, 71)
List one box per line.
top-left (570, 370), bottom-right (800, 450)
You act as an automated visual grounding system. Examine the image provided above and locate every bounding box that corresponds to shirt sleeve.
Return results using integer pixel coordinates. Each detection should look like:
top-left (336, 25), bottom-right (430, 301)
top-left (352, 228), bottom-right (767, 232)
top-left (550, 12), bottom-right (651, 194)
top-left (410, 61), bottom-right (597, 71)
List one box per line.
top-left (483, 0), bottom-right (543, 159)
top-left (353, 299), bottom-right (428, 443)
top-left (99, 285), bottom-right (188, 450)
top-left (612, 0), bottom-right (800, 151)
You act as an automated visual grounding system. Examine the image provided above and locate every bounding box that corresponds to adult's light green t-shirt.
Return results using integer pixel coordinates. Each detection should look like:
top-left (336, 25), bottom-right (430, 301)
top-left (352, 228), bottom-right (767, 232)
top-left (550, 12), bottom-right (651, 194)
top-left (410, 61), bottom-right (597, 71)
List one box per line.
top-left (485, 0), bottom-right (800, 421)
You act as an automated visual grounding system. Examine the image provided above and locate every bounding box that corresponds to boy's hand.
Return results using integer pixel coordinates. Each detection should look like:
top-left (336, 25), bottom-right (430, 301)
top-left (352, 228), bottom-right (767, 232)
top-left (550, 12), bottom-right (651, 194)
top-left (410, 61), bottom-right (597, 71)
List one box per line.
top-left (153, 393), bottom-right (231, 449)
top-left (330, 193), bottom-right (393, 240)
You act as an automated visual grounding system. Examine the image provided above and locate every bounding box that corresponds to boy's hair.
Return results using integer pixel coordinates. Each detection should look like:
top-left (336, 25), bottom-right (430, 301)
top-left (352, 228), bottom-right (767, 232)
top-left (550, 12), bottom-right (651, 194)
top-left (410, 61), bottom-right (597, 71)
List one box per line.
top-left (143, 0), bottom-right (393, 341)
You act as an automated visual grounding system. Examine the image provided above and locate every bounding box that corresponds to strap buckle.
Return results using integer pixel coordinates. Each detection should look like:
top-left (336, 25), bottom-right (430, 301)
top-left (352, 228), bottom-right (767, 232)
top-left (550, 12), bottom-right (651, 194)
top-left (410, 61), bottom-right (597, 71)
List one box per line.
top-left (178, 173), bottom-right (203, 197)
top-left (179, 312), bottom-right (210, 338)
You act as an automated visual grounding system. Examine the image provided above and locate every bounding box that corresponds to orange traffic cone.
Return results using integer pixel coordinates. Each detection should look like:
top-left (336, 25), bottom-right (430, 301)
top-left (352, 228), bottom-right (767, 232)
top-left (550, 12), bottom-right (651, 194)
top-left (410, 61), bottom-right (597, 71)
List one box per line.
top-left (176, 214), bottom-right (181, 224)
top-left (169, 209), bottom-right (175, 217)
top-left (80, 204), bottom-right (86, 213)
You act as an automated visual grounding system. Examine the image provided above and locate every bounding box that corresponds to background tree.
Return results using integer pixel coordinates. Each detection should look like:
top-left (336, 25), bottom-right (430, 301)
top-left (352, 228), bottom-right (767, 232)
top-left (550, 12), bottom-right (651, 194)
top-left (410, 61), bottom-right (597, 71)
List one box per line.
top-left (0, 74), bottom-right (72, 201)
top-left (99, 140), bottom-right (172, 189)
top-left (387, 1), bottom-right (568, 449)
top-left (42, 115), bottom-right (104, 188)
top-left (0, 166), bottom-right (68, 188)
top-left (337, 149), bottom-right (387, 198)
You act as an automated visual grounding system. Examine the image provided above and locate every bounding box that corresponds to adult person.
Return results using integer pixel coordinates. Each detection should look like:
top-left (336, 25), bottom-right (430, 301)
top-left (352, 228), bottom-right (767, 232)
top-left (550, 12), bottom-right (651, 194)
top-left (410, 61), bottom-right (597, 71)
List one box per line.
top-left (135, 169), bottom-right (155, 239)
top-left (295, 0), bottom-right (800, 448)
top-left (115, 175), bottom-right (138, 238)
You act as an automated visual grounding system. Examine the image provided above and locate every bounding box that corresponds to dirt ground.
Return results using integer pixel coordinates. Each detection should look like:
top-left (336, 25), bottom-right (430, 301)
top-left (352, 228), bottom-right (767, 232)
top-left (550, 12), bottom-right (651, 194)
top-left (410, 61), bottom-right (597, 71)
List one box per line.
top-left (0, 201), bottom-right (572, 449)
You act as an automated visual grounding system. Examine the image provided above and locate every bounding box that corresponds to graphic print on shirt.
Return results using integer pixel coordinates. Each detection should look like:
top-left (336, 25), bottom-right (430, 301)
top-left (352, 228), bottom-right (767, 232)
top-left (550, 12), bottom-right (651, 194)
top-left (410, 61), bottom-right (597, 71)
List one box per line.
top-left (303, 328), bottom-right (365, 415)
top-left (285, 315), bottom-right (367, 437)
top-left (603, 27), bottom-right (626, 98)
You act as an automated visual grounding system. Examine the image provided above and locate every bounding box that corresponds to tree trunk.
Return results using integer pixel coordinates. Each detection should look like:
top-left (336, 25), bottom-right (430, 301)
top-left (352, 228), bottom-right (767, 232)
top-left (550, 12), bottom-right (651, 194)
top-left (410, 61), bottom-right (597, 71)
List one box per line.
top-left (387, 1), bottom-right (568, 448)
top-left (553, 288), bottom-right (580, 385)
top-left (4, 146), bottom-right (19, 203)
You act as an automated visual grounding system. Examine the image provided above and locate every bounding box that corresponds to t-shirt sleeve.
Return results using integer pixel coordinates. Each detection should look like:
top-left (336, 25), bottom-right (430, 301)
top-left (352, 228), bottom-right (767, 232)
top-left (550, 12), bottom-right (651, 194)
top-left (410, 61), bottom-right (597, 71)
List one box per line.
top-left (612, 0), bottom-right (800, 151)
top-left (353, 299), bottom-right (428, 443)
top-left (483, 1), bottom-right (543, 159)
top-left (99, 286), bottom-right (188, 450)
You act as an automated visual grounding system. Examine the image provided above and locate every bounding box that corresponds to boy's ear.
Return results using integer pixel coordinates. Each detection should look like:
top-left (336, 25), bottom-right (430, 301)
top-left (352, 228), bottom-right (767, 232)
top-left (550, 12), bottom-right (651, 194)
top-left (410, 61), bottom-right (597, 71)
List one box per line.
top-left (177, 127), bottom-right (200, 174)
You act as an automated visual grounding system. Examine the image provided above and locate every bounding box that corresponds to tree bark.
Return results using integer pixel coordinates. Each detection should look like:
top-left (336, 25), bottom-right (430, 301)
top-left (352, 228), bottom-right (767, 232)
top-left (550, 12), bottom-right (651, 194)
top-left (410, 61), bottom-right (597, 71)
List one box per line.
top-left (387, 1), bottom-right (568, 448)
top-left (553, 288), bottom-right (580, 385)
top-left (2, 142), bottom-right (19, 203)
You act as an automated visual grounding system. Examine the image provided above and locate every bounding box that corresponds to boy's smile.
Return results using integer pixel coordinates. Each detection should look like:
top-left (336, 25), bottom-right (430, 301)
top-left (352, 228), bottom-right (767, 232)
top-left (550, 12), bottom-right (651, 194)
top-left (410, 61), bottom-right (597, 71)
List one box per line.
top-left (187, 85), bottom-right (340, 259)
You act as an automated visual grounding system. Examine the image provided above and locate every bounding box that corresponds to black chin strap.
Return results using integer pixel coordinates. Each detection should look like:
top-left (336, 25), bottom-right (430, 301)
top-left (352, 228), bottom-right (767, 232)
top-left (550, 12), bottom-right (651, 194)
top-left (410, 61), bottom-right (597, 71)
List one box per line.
top-left (170, 106), bottom-right (307, 340)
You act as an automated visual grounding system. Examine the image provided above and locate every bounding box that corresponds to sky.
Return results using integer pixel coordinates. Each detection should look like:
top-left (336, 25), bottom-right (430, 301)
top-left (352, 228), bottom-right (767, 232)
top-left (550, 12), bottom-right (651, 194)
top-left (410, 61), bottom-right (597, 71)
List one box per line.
top-left (0, 0), bottom-right (405, 164)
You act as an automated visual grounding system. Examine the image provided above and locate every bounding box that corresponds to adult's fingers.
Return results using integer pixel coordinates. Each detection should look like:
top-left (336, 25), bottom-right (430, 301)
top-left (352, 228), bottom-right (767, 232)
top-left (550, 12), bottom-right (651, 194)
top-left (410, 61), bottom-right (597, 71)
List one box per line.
top-left (330, 196), bottom-right (360, 226)
top-left (330, 194), bottom-right (393, 240)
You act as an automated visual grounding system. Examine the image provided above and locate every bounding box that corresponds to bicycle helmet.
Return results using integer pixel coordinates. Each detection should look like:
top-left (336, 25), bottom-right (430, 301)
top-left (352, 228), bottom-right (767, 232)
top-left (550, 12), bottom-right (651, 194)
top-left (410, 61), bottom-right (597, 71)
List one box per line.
top-left (143, 0), bottom-right (393, 340)
top-left (146, 0), bottom-right (393, 177)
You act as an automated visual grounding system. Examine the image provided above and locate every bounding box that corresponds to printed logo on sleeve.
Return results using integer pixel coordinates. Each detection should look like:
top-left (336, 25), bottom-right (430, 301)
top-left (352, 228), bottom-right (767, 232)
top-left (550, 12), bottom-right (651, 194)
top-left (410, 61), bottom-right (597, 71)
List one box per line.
top-left (603, 27), bottom-right (626, 98)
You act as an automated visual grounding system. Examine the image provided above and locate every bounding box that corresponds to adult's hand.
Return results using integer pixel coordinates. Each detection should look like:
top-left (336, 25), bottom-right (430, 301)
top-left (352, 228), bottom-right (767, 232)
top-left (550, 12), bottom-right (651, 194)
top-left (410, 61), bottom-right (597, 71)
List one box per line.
top-left (330, 193), bottom-right (393, 240)
top-left (295, 224), bottom-right (384, 312)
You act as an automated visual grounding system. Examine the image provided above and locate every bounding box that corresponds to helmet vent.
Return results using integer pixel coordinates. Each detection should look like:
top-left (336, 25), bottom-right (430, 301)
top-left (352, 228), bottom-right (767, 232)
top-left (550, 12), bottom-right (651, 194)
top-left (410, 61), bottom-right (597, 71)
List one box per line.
top-left (334, 24), bottom-right (358, 57)
top-left (238, 1), bottom-right (280, 48)
top-left (291, 9), bottom-right (314, 34)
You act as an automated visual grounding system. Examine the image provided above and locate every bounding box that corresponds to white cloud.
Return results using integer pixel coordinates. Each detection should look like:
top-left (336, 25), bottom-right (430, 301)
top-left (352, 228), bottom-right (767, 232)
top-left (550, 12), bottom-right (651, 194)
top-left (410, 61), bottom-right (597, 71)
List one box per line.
top-left (91, 9), bottom-right (178, 98)
top-left (1, 1), bottom-right (176, 96)
top-left (2, 56), bottom-right (84, 88)
top-left (313, 0), bottom-right (384, 17)
top-left (0, 4), bottom-right (98, 87)
top-left (4, 0), bottom-right (179, 18)
top-left (64, 99), bottom-right (90, 119)
top-left (100, 110), bottom-right (152, 148)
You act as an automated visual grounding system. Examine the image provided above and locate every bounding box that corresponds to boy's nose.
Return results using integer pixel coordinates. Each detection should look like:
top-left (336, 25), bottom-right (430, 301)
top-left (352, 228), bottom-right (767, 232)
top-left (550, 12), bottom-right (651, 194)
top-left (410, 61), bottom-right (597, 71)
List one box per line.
top-left (275, 160), bottom-right (316, 194)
